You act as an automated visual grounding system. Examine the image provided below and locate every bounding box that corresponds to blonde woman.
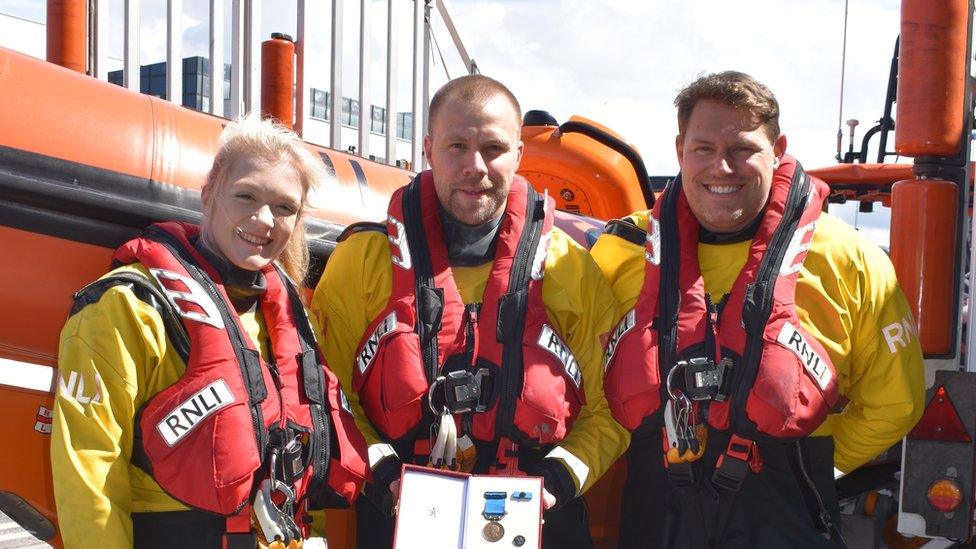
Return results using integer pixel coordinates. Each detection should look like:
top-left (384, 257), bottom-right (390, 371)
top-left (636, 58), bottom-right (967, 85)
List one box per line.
top-left (51, 115), bottom-right (367, 549)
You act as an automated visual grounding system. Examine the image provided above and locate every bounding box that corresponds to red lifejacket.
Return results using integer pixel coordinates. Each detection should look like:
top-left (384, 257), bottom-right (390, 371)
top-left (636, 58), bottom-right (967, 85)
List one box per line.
top-left (111, 222), bottom-right (367, 520)
top-left (604, 155), bottom-right (840, 438)
top-left (351, 172), bottom-right (584, 454)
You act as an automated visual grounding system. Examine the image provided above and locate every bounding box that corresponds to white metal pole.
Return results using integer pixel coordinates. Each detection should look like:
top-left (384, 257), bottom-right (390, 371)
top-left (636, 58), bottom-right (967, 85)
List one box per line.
top-left (422, 1), bottom-right (431, 156)
top-left (434, 0), bottom-right (476, 74)
top-left (92, 0), bottom-right (110, 80)
top-left (385, 0), bottom-right (398, 165)
top-left (123, 0), bottom-right (140, 91)
top-left (245, 0), bottom-right (262, 115)
top-left (330, 0), bottom-right (344, 149)
top-left (230, 0), bottom-right (244, 119)
top-left (209, 0), bottom-right (224, 116)
top-left (411, 0), bottom-right (424, 168)
top-left (166, 0), bottom-right (183, 106)
top-left (295, 0), bottom-right (310, 137)
top-left (358, 0), bottom-right (371, 158)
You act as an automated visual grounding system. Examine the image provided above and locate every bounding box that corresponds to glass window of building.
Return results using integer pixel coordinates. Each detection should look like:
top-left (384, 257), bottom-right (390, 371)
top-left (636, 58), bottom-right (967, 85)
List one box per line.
top-left (397, 112), bottom-right (413, 140)
top-left (341, 97), bottom-right (360, 128)
top-left (310, 88), bottom-right (330, 120)
top-left (371, 106), bottom-right (386, 135)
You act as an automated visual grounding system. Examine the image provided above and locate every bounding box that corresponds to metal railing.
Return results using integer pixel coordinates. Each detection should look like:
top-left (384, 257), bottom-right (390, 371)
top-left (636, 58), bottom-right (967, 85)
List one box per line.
top-left (83, 0), bottom-right (476, 169)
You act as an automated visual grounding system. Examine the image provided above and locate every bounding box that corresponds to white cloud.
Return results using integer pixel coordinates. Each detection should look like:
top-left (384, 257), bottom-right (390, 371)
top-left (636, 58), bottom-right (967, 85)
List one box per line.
top-left (447, 0), bottom-right (901, 178)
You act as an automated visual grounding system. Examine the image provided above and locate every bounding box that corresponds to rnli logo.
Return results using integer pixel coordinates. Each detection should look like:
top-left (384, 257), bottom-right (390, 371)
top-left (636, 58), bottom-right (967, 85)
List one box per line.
top-left (35, 406), bottom-right (53, 435)
top-left (157, 379), bottom-right (235, 446)
top-left (645, 217), bottom-right (661, 266)
top-left (149, 268), bottom-right (224, 329)
top-left (777, 322), bottom-right (832, 390)
top-left (779, 221), bottom-right (817, 276)
top-left (882, 315), bottom-right (918, 354)
top-left (357, 312), bottom-right (397, 375)
top-left (58, 370), bottom-right (104, 405)
top-left (387, 215), bottom-right (412, 270)
top-left (538, 325), bottom-right (582, 389)
top-left (604, 309), bottom-right (636, 372)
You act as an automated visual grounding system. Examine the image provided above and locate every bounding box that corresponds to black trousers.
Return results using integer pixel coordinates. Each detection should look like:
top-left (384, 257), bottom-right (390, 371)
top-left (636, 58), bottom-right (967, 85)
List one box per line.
top-left (355, 491), bottom-right (595, 549)
top-left (132, 510), bottom-right (231, 548)
top-left (617, 431), bottom-right (842, 549)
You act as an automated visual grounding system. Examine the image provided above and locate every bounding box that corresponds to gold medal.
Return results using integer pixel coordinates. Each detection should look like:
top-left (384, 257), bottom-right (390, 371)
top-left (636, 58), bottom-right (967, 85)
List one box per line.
top-left (482, 521), bottom-right (504, 543)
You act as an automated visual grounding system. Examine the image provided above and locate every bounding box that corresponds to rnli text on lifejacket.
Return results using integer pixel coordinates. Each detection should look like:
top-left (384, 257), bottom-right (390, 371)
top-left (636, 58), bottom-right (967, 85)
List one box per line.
top-left (157, 379), bottom-right (235, 446)
top-left (777, 322), bottom-right (832, 390)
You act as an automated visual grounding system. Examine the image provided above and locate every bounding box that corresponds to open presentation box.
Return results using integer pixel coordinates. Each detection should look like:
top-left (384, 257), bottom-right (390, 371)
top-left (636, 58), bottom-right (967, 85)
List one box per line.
top-left (393, 464), bottom-right (544, 548)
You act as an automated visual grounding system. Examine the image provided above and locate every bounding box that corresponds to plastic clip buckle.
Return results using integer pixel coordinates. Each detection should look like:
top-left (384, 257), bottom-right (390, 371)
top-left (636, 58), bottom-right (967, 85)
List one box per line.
top-left (711, 435), bottom-right (753, 492)
top-left (666, 461), bottom-right (696, 487)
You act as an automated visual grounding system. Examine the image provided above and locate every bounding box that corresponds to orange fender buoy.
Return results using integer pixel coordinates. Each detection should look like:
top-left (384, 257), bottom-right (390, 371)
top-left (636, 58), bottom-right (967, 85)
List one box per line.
top-left (890, 178), bottom-right (958, 355)
top-left (895, 0), bottom-right (969, 157)
top-left (46, 0), bottom-right (87, 74)
top-left (261, 33), bottom-right (295, 128)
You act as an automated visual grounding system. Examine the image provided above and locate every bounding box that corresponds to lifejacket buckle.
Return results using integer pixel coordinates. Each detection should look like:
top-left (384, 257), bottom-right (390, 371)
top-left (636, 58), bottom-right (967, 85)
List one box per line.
top-left (428, 368), bottom-right (493, 415)
top-left (268, 428), bottom-right (308, 485)
top-left (666, 461), bottom-right (696, 487)
top-left (711, 434), bottom-right (755, 492)
top-left (678, 357), bottom-right (724, 401)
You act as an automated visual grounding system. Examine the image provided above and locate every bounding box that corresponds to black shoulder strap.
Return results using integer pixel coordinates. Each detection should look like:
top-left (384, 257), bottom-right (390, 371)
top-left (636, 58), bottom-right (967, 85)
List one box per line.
top-left (338, 221), bottom-right (387, 242)
top-left (72, 270), bottom-right (190, 479)
top-left (603, 217), bottom-right (646, 246)
top-left (730, 164), bottom-right (811, 436)
top-left (495, 186), bottom-right (548, 442)
top-left (402, 176), bottom-right (444, 386)
top-left (71, 272), bottom-right (191, 364)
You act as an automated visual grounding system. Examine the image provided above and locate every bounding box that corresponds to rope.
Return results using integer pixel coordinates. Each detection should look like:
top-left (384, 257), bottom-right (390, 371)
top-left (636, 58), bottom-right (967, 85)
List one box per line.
top-left (428, 20), bottom-right (452, 81)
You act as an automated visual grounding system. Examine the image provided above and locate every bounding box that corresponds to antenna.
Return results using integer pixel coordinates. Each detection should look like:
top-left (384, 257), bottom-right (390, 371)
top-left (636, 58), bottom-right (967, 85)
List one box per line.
top-left (835, 0), bottom-right (851, 163)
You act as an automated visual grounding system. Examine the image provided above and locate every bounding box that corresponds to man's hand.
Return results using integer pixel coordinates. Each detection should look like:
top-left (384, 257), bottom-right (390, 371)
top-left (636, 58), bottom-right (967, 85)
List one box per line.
top-left (542, 488), bottom-right (556, 510)
top-left (389, 479), bottom-right (402, 514)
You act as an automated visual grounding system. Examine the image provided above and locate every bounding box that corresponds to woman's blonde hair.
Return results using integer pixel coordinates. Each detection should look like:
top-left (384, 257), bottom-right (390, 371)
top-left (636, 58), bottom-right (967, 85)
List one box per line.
top-left (201, 114), bottom-right (328, 285)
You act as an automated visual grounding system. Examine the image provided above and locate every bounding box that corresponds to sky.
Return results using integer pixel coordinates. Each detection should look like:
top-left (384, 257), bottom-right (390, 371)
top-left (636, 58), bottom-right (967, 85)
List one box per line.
top-left (0, 0), bottom-right (908, 245)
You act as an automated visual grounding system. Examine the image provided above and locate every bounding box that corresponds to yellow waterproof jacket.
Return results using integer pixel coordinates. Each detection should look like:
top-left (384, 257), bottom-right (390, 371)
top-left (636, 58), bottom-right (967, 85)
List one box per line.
top-left (591, 211), bottom-right (925, 473)
top-left (310, 227), bottom-right (629, 496)
top-left (51, 263), bottom-right (275, 548)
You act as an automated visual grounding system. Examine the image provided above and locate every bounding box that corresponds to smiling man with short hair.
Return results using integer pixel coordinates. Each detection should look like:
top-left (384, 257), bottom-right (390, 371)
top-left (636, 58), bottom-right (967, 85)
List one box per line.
top-left (312, 74), bottom-right (628, 549)
top-left (593, 71), bottom-right (924, 548)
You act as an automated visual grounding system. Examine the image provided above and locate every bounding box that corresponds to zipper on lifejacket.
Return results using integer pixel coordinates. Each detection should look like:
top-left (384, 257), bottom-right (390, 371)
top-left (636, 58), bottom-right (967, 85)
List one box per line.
top-left (460, 303), bottom-right (481, 437)
top-left (265, 338), bottom-right (288, 429)
top-left (495, 193), bottom-right (546, 439)
top-left (464, 303), bottom-right (481, 367)
top-left (704, 294), bottom-right (720, 362)
top-left (729, 170), bottom-right (810, 429)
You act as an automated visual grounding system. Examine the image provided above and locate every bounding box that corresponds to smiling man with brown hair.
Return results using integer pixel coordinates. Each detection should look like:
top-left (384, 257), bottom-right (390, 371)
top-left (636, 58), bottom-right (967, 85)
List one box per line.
top-left (593, 71), bottom-right (924, 548)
